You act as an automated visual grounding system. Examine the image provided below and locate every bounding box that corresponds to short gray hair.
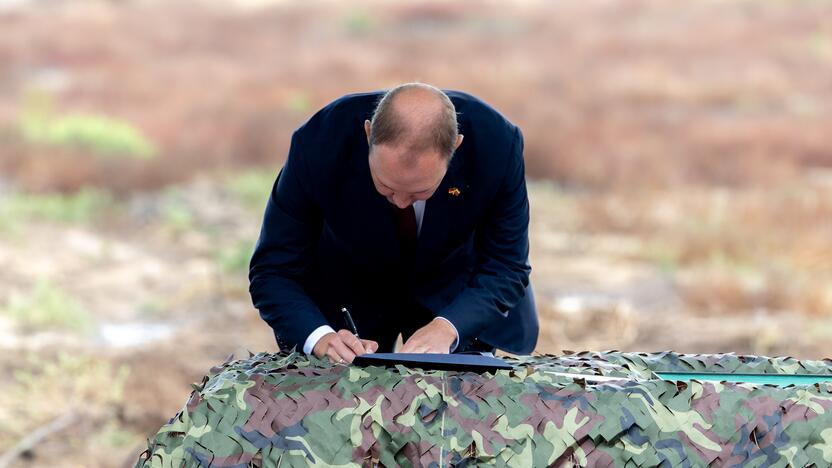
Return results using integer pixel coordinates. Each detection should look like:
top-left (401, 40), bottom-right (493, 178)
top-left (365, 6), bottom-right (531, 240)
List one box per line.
top-left (368, 83), bottom-right (459, 161)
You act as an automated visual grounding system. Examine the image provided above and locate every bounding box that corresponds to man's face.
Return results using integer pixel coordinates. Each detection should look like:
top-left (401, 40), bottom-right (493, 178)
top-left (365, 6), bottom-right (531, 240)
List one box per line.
top-left (368, 143), bottom-right (448, 209)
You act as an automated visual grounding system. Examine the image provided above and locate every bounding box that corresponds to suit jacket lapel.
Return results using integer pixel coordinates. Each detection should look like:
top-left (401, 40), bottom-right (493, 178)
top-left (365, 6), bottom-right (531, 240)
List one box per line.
top-left (414, 151), bottom-right (468, 275)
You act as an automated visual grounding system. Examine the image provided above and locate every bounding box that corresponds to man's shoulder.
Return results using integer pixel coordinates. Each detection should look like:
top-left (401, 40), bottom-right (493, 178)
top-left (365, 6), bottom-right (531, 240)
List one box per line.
top-left (443, 91), bottom-right (521, 174)
top-left (294, 91), bottom-right (380, 139)
top-left (287, 92), bottom-right (383, 176)
top-left (445, 89), bottom-right (518, 134)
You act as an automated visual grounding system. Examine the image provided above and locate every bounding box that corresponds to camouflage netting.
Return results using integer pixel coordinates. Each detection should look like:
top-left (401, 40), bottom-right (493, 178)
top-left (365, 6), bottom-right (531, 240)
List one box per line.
top-left (136, 351), bottom-right (832, 467)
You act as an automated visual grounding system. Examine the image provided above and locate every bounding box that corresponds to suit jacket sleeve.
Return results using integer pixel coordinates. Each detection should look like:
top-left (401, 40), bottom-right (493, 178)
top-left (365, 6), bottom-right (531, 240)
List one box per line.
top-left (248, 132), bottom-right (329, 351)
top-left (438, 126), bottom-right (532, 347)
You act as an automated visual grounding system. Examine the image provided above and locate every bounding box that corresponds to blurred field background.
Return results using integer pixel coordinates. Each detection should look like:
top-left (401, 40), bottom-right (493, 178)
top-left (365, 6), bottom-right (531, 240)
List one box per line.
top-left (1, 0), bottom-right (831, 465)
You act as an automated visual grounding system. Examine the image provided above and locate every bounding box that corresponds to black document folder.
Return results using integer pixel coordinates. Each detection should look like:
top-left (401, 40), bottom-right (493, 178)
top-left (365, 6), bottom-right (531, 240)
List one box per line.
top-left (352, 352), bottom-right (513, 373)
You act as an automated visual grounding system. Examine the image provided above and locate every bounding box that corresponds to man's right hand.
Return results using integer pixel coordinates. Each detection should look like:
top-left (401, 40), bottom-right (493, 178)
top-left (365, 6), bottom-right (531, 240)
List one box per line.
top-left (312, 329), bottom-right (378, 363)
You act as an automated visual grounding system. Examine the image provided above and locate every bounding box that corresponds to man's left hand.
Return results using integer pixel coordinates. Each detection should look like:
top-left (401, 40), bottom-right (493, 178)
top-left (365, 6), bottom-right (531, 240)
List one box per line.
top-left (400, 318), bottom-right (458, 353)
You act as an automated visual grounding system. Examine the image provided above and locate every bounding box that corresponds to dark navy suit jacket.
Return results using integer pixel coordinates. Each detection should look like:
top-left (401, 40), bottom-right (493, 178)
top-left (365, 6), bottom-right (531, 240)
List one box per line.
top-left (249, 90), bottom-right (538, 354)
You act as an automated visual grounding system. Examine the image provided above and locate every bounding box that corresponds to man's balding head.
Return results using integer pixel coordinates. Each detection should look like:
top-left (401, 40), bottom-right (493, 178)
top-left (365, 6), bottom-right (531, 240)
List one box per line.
top-left (365, 83), bottom-right (462, 163)
top-left (364, 83), bottom-right (464, 209)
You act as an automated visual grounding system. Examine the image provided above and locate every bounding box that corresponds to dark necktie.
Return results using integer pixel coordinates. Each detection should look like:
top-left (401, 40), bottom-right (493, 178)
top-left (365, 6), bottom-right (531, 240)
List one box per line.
top-left (392, 204), bottom-right (417, 259)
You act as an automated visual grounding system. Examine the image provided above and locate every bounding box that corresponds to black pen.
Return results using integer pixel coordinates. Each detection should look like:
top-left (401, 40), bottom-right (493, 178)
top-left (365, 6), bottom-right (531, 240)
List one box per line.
top-left (341, 307), bottom-right (359, 338)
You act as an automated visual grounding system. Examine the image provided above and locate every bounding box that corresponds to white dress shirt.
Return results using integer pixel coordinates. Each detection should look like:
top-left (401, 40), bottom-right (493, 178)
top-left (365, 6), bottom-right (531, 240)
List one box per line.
top-left (303, 200), bottom-right (459, 354)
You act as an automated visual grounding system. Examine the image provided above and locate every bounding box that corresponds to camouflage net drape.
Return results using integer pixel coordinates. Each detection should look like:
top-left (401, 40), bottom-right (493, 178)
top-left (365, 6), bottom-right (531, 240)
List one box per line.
top-left (136, 351), bottom-right (832, 467)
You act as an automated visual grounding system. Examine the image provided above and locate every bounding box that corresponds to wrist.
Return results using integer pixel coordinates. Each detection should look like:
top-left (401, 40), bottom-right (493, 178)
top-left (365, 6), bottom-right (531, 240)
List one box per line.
top-left (432, 317), bottom-right (457, 339)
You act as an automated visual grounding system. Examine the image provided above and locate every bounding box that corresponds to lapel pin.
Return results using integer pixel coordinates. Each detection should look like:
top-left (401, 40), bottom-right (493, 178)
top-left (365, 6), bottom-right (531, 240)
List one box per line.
top-left (448, 187), bottom-right (461, 197)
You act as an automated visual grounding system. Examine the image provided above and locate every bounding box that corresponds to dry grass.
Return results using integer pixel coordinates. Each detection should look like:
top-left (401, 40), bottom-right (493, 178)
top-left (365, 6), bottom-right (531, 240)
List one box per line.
top-left (563, 179), bottom-right (832, 315)
top-left (1, 0), bottom-right (831, 191)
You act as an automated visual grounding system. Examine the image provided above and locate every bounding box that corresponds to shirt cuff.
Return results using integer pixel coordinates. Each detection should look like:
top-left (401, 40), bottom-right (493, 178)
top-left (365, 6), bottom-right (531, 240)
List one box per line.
top-left (432, 317), bottom-right (459, 352)
top-left (303, 325), bottom-right (336, 355)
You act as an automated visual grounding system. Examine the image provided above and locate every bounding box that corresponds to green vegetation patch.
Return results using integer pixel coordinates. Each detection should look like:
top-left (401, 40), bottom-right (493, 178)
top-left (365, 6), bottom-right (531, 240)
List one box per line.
top-left (216, 240), bottom-right (254, 274)
top-left (341, 8), bottom-right (376, 35)
top-left (159, 189), bottom-right (196, 233)
top-left (0, 188), bottom-right (112, 227)
top-left (2, 280), bottom-right (95, 334)
top-left (224, 169), bottom-right (275, 210)
top-left (2, 352), bottom-right (131, 450)
top-left (19, 91), bottom-right (156, 159)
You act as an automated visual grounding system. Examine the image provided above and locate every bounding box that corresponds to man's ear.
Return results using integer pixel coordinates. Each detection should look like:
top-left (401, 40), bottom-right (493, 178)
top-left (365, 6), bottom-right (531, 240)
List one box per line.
top-left (364, 120), bottom-right (372, 144)
top-left (455, 134), bottom-right (464, 150)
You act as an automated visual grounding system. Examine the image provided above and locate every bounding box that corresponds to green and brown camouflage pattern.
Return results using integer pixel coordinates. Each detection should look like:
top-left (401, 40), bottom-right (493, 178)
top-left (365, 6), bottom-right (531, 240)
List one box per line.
top-left (136, 351), bottom-right (832, 467)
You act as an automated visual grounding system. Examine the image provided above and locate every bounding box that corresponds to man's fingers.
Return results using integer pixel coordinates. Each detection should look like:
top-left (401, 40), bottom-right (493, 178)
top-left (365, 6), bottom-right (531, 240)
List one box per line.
top-left (401, 335), bottom-right (448, 354)
top-left (401, 335), bottom-right (424, 353)
top-left (400, 320), bottom-right (454, 354)
top-left (324, 333), bottom-right (374, 363)
top-left (326, 343), bottom-right (347, 363)
top-left (323, 335), bottom-right (356, 364)
top-left (327, 347), bottom-right (352, 364)
top-left (329, 337), bottom-right (358, 363)
top-left (400, 337), bottom-right (419, 353)
top-left (337, 329), bottom-right (367, 355)
top-left (326, 348), bottom-right (342, 364)
top-left (361, 339), bottom-right (379, 353)
top-left (406, 343), bottom-right (429, 353)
